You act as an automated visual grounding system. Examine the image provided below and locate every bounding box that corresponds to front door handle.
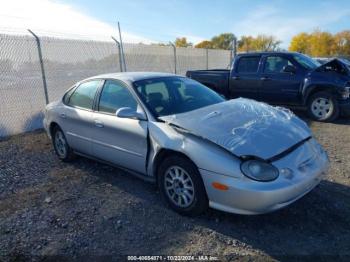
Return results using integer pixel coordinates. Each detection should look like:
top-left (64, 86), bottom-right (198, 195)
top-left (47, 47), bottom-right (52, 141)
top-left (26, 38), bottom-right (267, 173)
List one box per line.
top-left (60, 113), bottom-right (66, 118)
top-left (232, 76), bottom-right (240, 80)
top-left (260, 76), bottom-right (271, 81)
top-left (94, 120), bottom-right (104, 128)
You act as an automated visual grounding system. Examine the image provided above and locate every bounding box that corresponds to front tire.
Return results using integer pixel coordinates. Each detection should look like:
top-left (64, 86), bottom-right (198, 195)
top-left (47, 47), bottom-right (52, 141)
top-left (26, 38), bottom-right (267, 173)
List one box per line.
top-left (52, 126), bottom-right (75, 162)
top-left (307, 91), bottom-right (339, 122)
top-left (158, 155), bottom-right (208, 216)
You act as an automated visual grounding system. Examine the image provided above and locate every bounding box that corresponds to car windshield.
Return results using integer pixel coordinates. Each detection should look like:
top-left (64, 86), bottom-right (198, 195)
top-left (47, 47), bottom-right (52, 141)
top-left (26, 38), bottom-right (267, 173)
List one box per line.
top-left (293, 53), bottom-right (321, 70)
top-left (339, 58), bottom-right (350, 67)
top-left (133, 77), bottom-right (225, 117)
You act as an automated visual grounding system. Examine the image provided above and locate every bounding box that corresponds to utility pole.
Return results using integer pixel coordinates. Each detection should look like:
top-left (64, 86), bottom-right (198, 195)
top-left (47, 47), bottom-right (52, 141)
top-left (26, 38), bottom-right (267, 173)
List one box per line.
top-left (118, 21), bottom-right (127, 71)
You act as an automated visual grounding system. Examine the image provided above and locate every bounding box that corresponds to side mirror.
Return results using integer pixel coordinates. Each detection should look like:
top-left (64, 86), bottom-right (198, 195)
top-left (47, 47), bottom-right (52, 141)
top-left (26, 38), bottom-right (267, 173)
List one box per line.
top-left (116, 107), bottom-right (147, 121)
top-left (283, 65), bottom-right (296, 74)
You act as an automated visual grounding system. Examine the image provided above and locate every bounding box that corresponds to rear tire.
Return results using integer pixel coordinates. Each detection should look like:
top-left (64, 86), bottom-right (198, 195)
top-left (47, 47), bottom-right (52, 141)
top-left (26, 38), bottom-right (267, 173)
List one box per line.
top-left (158, 155), bottom-right (208, 216)
top-left (52, 126), bottom-right (75, 162)
top-left (307, 91), bottom-right (339, 122)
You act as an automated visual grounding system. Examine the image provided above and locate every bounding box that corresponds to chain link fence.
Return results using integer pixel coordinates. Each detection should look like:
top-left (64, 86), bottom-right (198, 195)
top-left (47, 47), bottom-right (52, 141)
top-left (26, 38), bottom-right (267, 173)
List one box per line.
top-left (0, 34), bottom-right (46, 137)
top-left (208, 49), bottom-right (232, 69)
top-left (0, 32), bottom-right (232, 138)
top-left (40, 37), bottom-right (122, 102)
top-left (123, 43), bottom-right (175, 73)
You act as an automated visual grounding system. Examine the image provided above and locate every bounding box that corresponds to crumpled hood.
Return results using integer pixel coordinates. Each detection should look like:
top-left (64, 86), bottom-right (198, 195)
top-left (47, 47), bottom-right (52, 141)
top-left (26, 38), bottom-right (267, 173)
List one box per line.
top-left (314, 58), bottom-right (350, 75)
top-left (160, 98), bottom-right (311, 160)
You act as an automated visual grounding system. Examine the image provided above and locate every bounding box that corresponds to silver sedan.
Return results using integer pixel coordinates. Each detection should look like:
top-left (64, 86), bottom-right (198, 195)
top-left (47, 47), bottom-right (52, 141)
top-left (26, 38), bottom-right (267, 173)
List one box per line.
top-left (43, 72), bottom-right (329, 216)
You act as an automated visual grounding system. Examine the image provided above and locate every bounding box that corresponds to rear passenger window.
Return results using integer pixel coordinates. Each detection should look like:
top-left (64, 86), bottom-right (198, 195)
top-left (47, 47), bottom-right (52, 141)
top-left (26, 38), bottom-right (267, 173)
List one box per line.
top-left (63, 86), bottom-right (76, 104)
top-left (237, 56), bottom-right (261, 73)
top-left (68, 80), bottom-right (101, 109)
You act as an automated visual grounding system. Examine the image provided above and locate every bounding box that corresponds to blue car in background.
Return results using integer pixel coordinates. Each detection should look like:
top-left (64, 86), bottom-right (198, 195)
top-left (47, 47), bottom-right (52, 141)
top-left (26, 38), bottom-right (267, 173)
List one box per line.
top-left (187, 52), bottom-right (350, 122)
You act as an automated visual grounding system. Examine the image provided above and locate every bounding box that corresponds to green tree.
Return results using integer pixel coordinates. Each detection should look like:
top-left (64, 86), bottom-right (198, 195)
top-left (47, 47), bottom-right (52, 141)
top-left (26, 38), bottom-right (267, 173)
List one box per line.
top-left (252, 35), bottom-right (281, 51)
top-left (152, 42), bottom-right (171, 46)
top-left (210, 33), bottom-right (235, 50)
top-left (175, 37), bottom-right (193, 47)
top-left (195, 40), bottom-right (213, 49)
top-left (237, 35), bottom-right (281, 52)
top-left (238, 36), bottom-right (254, 52)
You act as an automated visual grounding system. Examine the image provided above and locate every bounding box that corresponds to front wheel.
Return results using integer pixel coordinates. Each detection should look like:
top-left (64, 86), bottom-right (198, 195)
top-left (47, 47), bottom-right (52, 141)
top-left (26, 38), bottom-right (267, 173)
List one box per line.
top-left (158, 156), bottom-right (208, 216)
top-left (307, 92), bottom-right (339, 122)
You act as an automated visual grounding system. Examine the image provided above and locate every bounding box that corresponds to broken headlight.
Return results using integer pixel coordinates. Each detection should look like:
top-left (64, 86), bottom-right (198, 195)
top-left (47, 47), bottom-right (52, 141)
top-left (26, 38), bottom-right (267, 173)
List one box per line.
top-left (240, 160), bottom-right (279, 182)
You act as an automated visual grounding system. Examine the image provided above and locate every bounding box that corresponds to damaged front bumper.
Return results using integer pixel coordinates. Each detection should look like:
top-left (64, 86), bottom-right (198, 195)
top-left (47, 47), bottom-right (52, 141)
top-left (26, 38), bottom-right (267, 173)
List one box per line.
top-left (199, 138), bottom-right (329, 215)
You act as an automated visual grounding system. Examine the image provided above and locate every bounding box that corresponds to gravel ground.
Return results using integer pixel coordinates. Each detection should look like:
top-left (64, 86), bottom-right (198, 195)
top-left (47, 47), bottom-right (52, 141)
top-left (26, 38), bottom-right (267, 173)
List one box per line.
top-left (0, 113), bottom-right (349, 261)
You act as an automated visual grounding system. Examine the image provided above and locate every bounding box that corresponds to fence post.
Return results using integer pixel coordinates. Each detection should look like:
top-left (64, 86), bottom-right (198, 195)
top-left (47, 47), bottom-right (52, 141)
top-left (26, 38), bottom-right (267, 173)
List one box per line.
top-left (233, 37), bottom-right (237, 57)
top-left (112, 36), bottom-right (124, 72)
top-left (170, 43), bottom-right (177, 74)
top-left (230, 36), bottom-right (237, 66)
top-left (206, 49), bottom-right (209, 70)
top-left (28, 29), bottom-right (49, 104)
top-left (117, 22), bottom-right (127, 72)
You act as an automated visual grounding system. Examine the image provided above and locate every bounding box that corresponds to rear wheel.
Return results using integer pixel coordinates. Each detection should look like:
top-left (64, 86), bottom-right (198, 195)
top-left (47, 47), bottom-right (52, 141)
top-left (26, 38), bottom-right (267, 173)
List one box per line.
top-left (158, 156), bottom-right (208, 216)
top-left (52, 126), bottom-right (75, 162)
top-left (307, 92), bottom-right (339, 122)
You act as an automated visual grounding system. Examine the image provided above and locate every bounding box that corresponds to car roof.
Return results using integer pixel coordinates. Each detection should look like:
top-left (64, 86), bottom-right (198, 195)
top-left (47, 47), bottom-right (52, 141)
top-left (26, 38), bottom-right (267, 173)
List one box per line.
top-left (237, 51), bottom-right (300, 56)
top-left (84, 72), bottom-right (177, 83)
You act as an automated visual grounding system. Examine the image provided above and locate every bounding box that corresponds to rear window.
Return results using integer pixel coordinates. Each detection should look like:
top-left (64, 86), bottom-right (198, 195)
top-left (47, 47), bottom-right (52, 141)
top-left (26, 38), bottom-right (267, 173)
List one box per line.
top-left (236, 56), bottom-right (261, 73)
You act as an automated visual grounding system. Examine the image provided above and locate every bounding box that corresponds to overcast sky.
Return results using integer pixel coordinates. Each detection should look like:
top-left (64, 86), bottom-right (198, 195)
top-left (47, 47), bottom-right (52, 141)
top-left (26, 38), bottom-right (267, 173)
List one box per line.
top-left (1, 0), bottom-right (350, 47)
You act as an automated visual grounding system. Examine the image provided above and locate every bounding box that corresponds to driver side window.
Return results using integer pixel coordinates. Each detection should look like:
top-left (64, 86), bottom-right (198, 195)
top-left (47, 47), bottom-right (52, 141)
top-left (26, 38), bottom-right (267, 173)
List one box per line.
top-left (264, 56), bottom-right (293, 73)
top-left (98, 80), bottom-right (137, 114)
top-left (136, 81), bottom-right (170, 115)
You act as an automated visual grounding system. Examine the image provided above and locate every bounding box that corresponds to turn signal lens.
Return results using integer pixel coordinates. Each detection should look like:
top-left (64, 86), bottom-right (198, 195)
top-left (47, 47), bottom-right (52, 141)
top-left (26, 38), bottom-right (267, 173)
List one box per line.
top-left (212, 182), bottom-right (229, 191)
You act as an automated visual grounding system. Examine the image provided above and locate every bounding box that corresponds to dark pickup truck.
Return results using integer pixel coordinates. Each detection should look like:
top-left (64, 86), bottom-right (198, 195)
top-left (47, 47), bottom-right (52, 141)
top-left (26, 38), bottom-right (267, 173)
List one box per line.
top-left (186, 52), bottom-right (350, 121)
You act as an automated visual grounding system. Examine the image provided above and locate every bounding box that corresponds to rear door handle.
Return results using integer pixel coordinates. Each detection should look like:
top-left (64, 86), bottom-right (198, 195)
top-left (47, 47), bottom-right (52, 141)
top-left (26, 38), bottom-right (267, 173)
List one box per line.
top-left (232, 76), bottom-right (240, 80)
top-left (60, 113), bottom-right (66, 118)
top-left (260, 76), bottom-right (270, 81)
top-left (94, 120), bottom-right (104, 128)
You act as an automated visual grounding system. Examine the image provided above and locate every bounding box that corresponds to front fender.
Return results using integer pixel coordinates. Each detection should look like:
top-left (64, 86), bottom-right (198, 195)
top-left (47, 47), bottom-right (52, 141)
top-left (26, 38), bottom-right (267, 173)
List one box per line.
top-left (147, 122), bottom-right (242, 179)
top-left (302, 73), bottom-right (347, 104)
top-left (303, 83), bottom-right (338, 105)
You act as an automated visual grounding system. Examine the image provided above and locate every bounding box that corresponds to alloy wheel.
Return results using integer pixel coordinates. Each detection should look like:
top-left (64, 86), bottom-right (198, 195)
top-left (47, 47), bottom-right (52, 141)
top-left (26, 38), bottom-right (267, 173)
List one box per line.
top-left (311, 97), bottom-right (334, 119)
top-left (164, 166), bottom-right (195, 208)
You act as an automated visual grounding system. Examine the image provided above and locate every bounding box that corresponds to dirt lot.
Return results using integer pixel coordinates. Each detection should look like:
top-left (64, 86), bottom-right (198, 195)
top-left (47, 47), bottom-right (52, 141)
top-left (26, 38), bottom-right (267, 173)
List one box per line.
top-left (0, 113), bottom-right (350, 261)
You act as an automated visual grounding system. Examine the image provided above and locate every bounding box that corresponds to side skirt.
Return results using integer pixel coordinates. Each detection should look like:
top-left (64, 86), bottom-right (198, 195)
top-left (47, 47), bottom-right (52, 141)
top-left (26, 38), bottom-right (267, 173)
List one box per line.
top-left (74, 151), bottom-right (156, 184)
